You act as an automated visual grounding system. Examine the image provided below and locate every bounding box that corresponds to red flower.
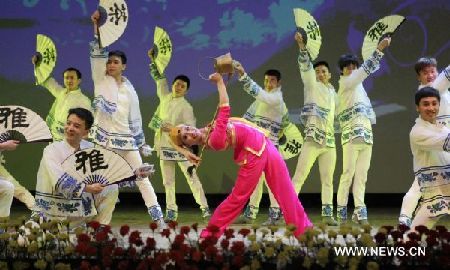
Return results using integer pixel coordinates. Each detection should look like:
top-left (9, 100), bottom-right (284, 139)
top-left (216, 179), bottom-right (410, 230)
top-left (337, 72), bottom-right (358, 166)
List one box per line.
top-left (155, 252), bottom-right (169, 265)
top-left (168, 220), bottom-right (178, 229)
top-left (87, 221), bottom-right (101, 231)
top-left (180, 225), bottom-right (191, 235)
top-left (118, 260), bottom-right (129, 270)
top-left (174, 234), bottom-right (185, 244)
top-left (381, 225), bottom-right (394, 233)
top-left (191, 250), bottom-right (203, 262)
top-left (224, 228), bottom-right (234, 239)
top-left (129, 230), bottom-right (143, 246)
top-left (414, 225), bottom-right (429, 235)
top-left (149, 222), bottom-right (158, 231)
top-left (79, 261), bottom-right (90, 270)
top-left (220, 239), bottom-right (230, 250)
top-left (238, 228), bottom-right (251, 237)
top-left (77, 233), bottom-right (91, 243)
top-left (101, 246), bottom-right (114, 257)
top-left (397, 224), bottom-right (410, 233)
top-left (192, 223), bottom-right (199, 232)
top-left (160, 228), bottom-right (171, 238)
top-left (206, 224), bottom-right (220, 233)
top-left (113, 247), bottom-right (125, 257)
top-left (407, 232), bottom-right (420, 241)
top-left (128, 247), bottom-right (137, 257)
top-left (169, 250), bottom-right (184, 264)
top-left (230, 241), bottom-right (245, 256)
top-left (146, 237), bottom-right (156, 250)
top-left (86, 246), bottom-right (97, 256)
top-left (137, 259), bottom-right (150, 270)
top-left (374, 232), bottom-right (386, 244)
top-left (205, 245), bottom-right (218, 259)
top-left (435, 225), bottom-right (448, 234)
top-left (95, 231), bottom-right (108, 242)
top-left (101, 225), bottom-right (112, 234)
top-left (214, 254), bottom-right (224, 265)
top-left (231, 255), bottom-right (244, 267)
top-left (75, 242), bottom-right (88, 254)
top-left (120, 225), bottom-right (130, 236)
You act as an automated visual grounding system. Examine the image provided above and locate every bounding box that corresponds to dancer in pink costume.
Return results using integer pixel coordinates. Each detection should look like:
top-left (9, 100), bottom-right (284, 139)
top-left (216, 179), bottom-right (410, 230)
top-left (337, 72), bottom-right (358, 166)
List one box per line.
top-left (169, 73), bottom-right (312, 237)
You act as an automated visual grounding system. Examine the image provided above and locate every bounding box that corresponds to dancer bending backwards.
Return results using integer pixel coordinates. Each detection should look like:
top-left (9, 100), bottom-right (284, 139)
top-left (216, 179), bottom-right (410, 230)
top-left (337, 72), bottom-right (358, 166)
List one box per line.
top-left (169, 73), bottom-right (312, 237)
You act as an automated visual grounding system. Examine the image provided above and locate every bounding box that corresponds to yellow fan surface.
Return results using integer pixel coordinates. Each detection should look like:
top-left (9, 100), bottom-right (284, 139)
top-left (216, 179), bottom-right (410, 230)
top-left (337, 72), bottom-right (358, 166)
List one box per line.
top-left (279, 123), bottom-right (303, 160)
top-left (293, 8), bottom-right (322, 61)
top-left (34, 34), bottom-right (57, 85)
top-left (98, 0), bottom-right (129, 47)
top-left (153, 26), bottom-right (173, 74)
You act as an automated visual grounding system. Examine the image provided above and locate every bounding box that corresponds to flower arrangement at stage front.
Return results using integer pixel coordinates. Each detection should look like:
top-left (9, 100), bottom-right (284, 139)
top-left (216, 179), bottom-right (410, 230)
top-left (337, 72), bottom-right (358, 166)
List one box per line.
top-left (0, 216), bottom-right (450, 269)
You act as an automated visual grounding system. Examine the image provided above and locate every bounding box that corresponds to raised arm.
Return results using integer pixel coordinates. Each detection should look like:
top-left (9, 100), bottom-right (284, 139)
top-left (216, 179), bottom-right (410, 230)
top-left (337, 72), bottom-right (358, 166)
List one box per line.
top-left (90, 10), bottom-right (108, 86)
top-left (341, 37), bottom-right (390, 91)
top-left (295, 32), bottom-right (316, 94)
top-left (32, 55), bottom-right (65, 97)
top-left (207, 73), bottom-right (229, 150)
top-left (410, 126), bottom-right (450, 152)
top-left (432, 65), bottom-right (450, 95)
top-left (148, 49), bottom-right (170, 98)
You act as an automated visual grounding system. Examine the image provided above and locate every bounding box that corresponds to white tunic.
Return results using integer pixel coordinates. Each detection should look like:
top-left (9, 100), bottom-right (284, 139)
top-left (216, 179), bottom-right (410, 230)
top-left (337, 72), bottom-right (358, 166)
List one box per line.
top-left (410, 117), bottom-right (450, 218)
top-left (337, 50), bottom-right (383, 145)
top-left (89, 40), bottom-right (145, 150)
top-left (148, 66), bottom-right (195, 161)
top-left (297, 50), bottom-right (337, 147)
top-left (418, 65), bottom-right (450, 126)
top-left (35, 140), bottom-right (96, 218)
top-left (39, 78), bottom-right (91, 141)
top-left (239, 73), bottom-right (289, 145)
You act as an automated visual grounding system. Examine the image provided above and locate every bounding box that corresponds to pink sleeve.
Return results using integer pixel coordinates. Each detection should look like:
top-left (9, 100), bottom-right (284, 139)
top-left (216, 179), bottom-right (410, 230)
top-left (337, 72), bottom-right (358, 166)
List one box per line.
top-left (208, 105), bottom-right (230, 150)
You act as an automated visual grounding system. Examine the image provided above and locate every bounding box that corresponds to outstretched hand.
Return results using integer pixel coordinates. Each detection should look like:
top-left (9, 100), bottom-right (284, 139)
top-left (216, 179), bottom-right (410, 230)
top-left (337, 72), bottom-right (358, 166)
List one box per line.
top-left (233, 60), bottom-right (245, 77)
top-left (91, 10), bottom-right (100, 25)
top-left (209, 73), bottom-right (224, 84)
top-left (377, 36), bottom-right (391, 52)
top-left (0, 140), bottom-right (19, 151)
top-left (295, 32), bottom-right (306, 50)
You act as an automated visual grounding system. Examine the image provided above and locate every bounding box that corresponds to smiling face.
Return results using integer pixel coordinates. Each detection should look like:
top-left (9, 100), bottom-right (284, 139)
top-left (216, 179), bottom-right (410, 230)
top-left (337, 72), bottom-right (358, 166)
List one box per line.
top-left (64, 114), bottom-right (89, 146)
top-left (314, 64), bottom-right (331, 84)
top-left (417, 66), bottom-right (438, 86)
top-left (417, 96), bottom-right (439, 124)
top-left (179, 125), bottom-right (205, 146)
top-left (106, 56), bottom-right (125, 78)
top-left (172, 79), bottom-right (188, 98)
top-left (63, 70), bottom-right (81, 91)
top-left (264, 75), bottom-right (280, 92)
top-left (342, 63), bottom-right (358, 76)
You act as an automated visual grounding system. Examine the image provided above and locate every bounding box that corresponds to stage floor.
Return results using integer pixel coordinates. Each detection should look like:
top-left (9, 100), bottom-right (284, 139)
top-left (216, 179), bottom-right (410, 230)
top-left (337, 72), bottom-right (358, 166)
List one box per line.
top-left (9, 204), bottom-right (449, 229)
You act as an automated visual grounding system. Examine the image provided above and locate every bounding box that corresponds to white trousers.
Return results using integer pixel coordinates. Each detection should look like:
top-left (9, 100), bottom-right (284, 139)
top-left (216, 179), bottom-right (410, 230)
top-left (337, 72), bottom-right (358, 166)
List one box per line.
top-left (410, 203), bottom-right (439, 229)
top-left (160, 159), bottom-right (208, 212)
top-left (113, 149), bottom-right (160, 209)
top-left (92, 185), bottom-right (118, 224)
top-left (292, 141), bottom-right (336, 206)
top-left (0, 178), bottom-right (14, 217)
top-left (337, 142), bottom-right (372, 208)
top-left (399, 177), bottom-right (421, 225)
top-left (0, 165), bottom-right (35, 210)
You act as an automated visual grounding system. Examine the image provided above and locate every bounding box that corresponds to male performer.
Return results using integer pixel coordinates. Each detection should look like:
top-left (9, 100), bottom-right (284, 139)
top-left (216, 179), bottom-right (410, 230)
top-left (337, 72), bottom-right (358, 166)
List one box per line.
top-left (32, 57), bottom-right (91, 141)
top-left (232, 62), bottom-right (289, 225)
top-left (336, 37), bottom-right (391, 225)
top-left (292, 32), bottom-right (338, 225)
top-left (34, 108), bottom-right (118, 224)
top-left (0, 140), bottom-right (21, 219)
top-left (148, 50), bottom-right (210, 221)
top-left (170, 73), bottom-right (312, 237)
top-left (399, 58), bottom-right (450, 226)
top-left (409, 87), bottom-right (450, 229)
top-left (90, 11), bottom-right (165, 226)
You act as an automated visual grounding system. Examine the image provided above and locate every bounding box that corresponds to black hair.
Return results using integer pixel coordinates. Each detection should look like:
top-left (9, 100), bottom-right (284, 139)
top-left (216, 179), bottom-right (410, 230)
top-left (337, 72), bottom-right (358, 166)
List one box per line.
top-left (67, 108), bottom-right (94, 129)
top-left (414, 57), bottom-right (437, 75)
top-left (264, 69), bottom-right (281, 81)
top-left (338, 54), bottom-right (360, 72)
top-left (173, 74), bottom-right (190, 90)
top-left (108, 50), bottom-right (127, 64)
top-left (63, 67), bottom-right (82, 79)
top-left (415, 87), bottom-right (440, 106)
top-left (313, 61), bottom-right (330, 70)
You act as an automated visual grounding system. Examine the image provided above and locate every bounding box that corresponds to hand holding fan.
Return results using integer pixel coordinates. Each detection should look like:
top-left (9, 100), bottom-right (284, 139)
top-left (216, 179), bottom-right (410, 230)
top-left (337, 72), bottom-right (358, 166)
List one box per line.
top-left (293, 8), bottom-right (322, 61)
top-left (151, 26), bottom-right (173, 74)
top-left (97, 0), bottom-right (129, 47)
top-left (34, 34), bottom-right (57, 85)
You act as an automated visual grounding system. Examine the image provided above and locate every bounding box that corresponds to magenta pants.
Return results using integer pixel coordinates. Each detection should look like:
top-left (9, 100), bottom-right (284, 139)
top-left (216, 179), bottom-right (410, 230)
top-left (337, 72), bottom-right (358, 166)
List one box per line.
top-left (201, 140), bottom-right (312, 237)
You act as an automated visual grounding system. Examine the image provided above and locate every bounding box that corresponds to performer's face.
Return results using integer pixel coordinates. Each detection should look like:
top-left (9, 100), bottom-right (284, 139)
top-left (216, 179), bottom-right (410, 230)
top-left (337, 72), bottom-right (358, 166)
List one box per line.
top-left (417, 66), bottom-right (438, 85)
top-left (172, 79), bottom-right (188, 97)
top-left (264, 75), bottom-right (280, 92)
top-left (314, 65), bottom-right (331, 84)
top-left (64, 114), bottom-right (89, 145)
top-left (179, 125), bottom-right (204, 146)
top-left (63, 70), bottom-right (81, 91)
top-left (106, 56), bottom-right (126, 78)
top-left (342, 63), bottom-right (357, 76)
top-left (417, 96), bottom-right (440, 124)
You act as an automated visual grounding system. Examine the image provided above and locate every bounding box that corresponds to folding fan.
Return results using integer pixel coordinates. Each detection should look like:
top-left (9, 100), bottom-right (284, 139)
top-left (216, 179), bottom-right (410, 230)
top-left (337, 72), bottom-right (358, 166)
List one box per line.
top-left (293, 8), bottom-right (322, 61)
top-left (362, 15), bottom-right (405, 61)
top-left (0, 105), bottom-right (52, 143)
top-left (152, 26), bottom-right (173, 74)
top-left (34, 34), bottom-right (57, 85)
top-left (61, 147), bottom-right (140, 186)
top-left (279, 123), bottom-right (303, 160)
top-left (97, 0), bottom-right (129, 47)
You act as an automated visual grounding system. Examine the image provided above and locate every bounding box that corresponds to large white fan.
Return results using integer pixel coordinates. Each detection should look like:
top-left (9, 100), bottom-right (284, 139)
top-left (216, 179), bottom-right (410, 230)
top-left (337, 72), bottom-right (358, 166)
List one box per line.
top-left (61, 147), bottom-right (144, 187)
top-left (34, 34), bottom-right (57, 85)
top-left (362, 15), bottom-right (405, 61)
top-left (279, 123), bottom-right (303, 160)
top-left (293, 8), bottom-right (322, 61)
top-left (97, 0), bottom-right (129, 47)
top-left (0, 105), bottom-right (52, 143)
top-left (152, 26), bottom-right (173, 74)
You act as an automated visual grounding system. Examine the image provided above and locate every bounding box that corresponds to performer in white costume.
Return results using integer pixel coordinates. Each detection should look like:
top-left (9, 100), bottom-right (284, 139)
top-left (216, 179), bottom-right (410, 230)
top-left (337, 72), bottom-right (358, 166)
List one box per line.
top-left (90, 11), bottom-right (165, 226)
top-left (32, 57), bottom-right (92, 141)
top-left (148, 51), bottom-right (210, 221)
top-left (336, 37), bottom-right (391, 225)
top-left (34, 108), bottom-right (118, 224)
top-left (292, 32), bottom-right (338, 225)
top-left (409, 87), bottom-right (450, 229)
top-left (0, 140), bottom-right (21, 219)
top-left (233, 61), bottom-right (290, 225)
top-left (399, 58), bottom-right (450, 226)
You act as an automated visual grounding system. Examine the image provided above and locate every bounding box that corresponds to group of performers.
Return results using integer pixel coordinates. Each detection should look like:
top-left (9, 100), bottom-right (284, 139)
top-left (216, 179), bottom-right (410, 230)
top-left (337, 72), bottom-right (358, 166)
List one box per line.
top-left (1, 9), bottom-right (449, 237)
